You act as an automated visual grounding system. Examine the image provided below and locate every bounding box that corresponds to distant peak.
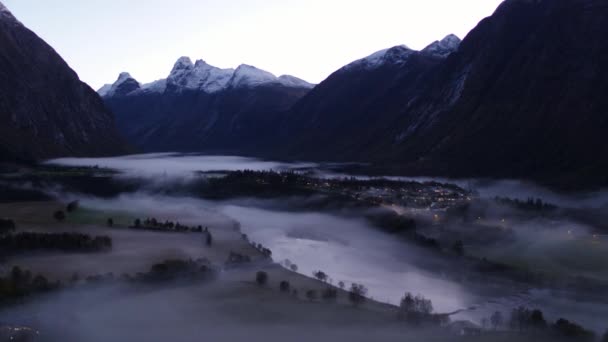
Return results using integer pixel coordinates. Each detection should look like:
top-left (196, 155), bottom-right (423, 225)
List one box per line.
top-left (171, 57), bottom-right (194, 72)
top-left (97, 84), bottom-right (112, 97)
top-left (423, 34), bottom-right (461, 58)
top-left (278, 75), bottom-right (315, 89)
top-left (230, 64), bottom-right (277, 88)
top-left (345, 44), bottom-right (414, 70)
top-left (235, 64), bottom-right (260, 72)
top-left (194, 59), bottom-right (209, 68)
top-left (102, 57), bottom-right (312, 96)
top-left (99, 72), bottom-right (140, 97)
top-left (440, 34), bottom-right (461, 47)
top-left (117, 72), bottom-right (134, 82)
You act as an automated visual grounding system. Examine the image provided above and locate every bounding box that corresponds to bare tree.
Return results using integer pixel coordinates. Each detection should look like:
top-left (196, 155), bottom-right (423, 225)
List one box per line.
top-left (491, 311), bottom-right (504, 330)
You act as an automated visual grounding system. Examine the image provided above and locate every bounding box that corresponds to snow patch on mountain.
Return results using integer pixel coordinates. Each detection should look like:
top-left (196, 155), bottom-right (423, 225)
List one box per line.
top-left (423, 34), bottom-right (461, 58)
top-left (345, 45), bottom-right (415, 71)
top-left (97, 84), bottom-right (112, 97)
top-left (278, 75), bottom-right (313, 88)
top-left (140, 79), bottom-right (167, 94)
top-left (166, 57), bottom-right (234, 93)
top-left (100, 72), bottom-right (140, 97)
top-left (101, 57), bottom-right (313, 97)
top-left (342, 34), bottom-right (461, 72)
top-left (228, 64), bottom-right (279, 88)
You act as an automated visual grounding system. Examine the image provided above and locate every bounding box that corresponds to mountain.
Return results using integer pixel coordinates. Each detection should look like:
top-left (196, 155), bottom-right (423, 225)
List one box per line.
top-left (0, 2), bottom-right (127, 162)
top-left (387, 0), bottom-right (608, 187)
top-left (100, 57), bottom-right (313, 153)
top-left (277, 35), bottom-right (461, 161)
top-left (98, 0), bottom-right (608, 188)
top-left (281, 0), bottom-right (608, 188)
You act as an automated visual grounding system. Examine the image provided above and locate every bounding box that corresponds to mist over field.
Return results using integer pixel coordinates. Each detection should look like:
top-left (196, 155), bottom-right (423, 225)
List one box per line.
top-left (1, 154), bottom-right (607, 341)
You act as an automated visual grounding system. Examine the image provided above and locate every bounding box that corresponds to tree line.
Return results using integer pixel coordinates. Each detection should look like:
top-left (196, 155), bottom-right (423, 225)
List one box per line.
top-left (129, 217), bottom-right (207, 234)
top-left (0, 232), bottom-right (112, 255)
top-left (482, 306), bottom-right (598, 341)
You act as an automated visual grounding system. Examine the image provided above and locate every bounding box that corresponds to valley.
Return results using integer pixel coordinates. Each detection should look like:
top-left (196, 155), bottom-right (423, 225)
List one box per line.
top-left (1, 154), bottom-right (607, 341)
top-left (0, 0), bottom-right (607, 341)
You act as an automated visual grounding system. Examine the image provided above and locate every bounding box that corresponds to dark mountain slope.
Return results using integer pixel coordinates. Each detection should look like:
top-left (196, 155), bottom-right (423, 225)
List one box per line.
top-left (387, 0), bottom-right (608, 186)
top-left (278, 44), bottom-right (453, 160)
top-left (101, 59), bottom-right (313, 154)
top-left (283, 0), bottom-right (608, 188)
top-left (0, 3), bottom-right (127, 162)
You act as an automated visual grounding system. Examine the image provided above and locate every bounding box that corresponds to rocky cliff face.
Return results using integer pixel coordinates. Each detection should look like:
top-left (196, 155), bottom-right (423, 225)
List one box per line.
top-left (0, 2), bottom-right (128, 162)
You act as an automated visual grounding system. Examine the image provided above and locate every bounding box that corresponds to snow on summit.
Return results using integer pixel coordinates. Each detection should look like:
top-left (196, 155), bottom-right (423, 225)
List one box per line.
top-left (343, 34), bottom-right (461, 71)
top-left (423, 34), bottom-right (461, 57)
top-left (229, 64), bottom-right (278, 88)
top-left (166, 57), bottom-right (234, 93)
top-left (99, 58), bottom-right (314, 97)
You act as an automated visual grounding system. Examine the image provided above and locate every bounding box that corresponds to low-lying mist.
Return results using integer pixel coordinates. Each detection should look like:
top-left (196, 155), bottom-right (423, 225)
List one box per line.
top-left (11, 153), bottom-right (608, 336)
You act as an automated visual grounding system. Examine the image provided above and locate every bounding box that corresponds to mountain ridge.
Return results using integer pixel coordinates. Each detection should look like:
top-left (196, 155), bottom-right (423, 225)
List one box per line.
top-left (99, 57), bottom-right (314, 98)
top-left (0, 2), bottom-right (128, 162)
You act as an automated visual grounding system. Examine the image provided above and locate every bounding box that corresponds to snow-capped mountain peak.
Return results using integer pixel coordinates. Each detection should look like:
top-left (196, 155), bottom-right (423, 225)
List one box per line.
top-left (229, 64), bottom-right (278, 88)
top-left (344, 45), bottom-right (414, 71)
top-left (99, 72), bottom-right (140, 97)
top-left (166, 56), bottom-right (234, 93)
top-left (117, 72), bottom-right (135, 83)
top-left (97, 84), bottom-right (113, 97)
top-left (339, 35), bottom-right (462, 73)
top-left (99, 58), bottom-right (313, 96)
top-left (423, 34), bottom-right (461, 58)
top-left (278, 75), bottom-right (314, 89)
top-left (171, 56), bottom-right (194, 73)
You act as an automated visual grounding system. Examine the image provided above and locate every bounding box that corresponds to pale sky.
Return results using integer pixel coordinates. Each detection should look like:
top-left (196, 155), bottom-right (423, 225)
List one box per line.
top-left (3, 0), bottom-right (504, 89)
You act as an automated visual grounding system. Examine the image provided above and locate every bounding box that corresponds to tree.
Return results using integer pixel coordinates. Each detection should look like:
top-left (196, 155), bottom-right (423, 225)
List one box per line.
top-left (290, 264), bottom-right (298, 272)
top-left (322, 287), bottom-right (338, 301)
top-left (53, 210), bottom-right (66, 221)
top-left (553, 318), bottom-right (595, 341)
top-left (400, 293), bottom-right (416, 313)
top-left (529, 309), bottom-right (547, 330)
top-left (305, 289), bottom-right (317, 301)
top-left (490, 311), bottom-right (504, 330)
top-left (414, 295), bottom-right (433, 315)
top-left (66, 200), bottom-right (79, 213)
top-left (279, 281), bottom-right (290, 293)
top-left (400, 293), bottom-right (433, 317)
top-left (338, 281), bottom-right (345, 289)
top-left (206, 232), bottom-right (213, 247)
top-left (32, 275), bottom-right (50, 291)
top-left (348, 283), bottom-right (368, 306)
top-left (134, 218), bottom-right (141, 228)
top-left (0, 219), bottom-right (16, 234)
top-left (481, 318), bottom-right (489, 330)
top-left (10, 266), bottom-right (23, 282)
top-left (601, 330), bottom-right (608, 342)
top-left (70, 272), bottom-right (81, 284)
top-left (255, 271), bottom-right (268, 286)
top-left (452, 240), bottom-right (465, 256)
top-left (107, 218), bottom-right (114, 227)
top-left (313, 270), bottom-right (328, 282)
